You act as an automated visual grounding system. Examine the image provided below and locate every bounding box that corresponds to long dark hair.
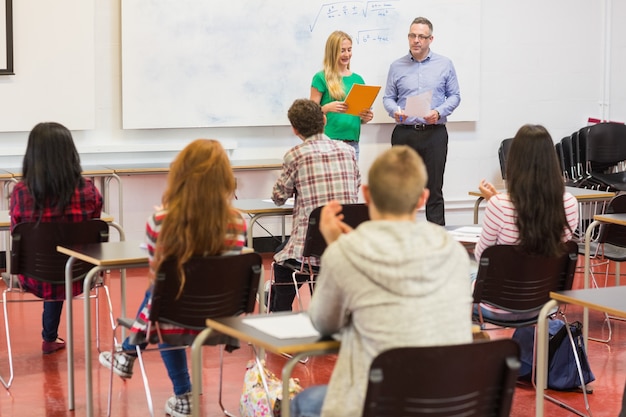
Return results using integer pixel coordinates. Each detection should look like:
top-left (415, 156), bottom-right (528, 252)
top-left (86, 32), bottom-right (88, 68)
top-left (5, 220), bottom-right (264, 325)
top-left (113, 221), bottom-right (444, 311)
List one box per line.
top-left (506, 124), bottom-right (569, 257)
top-left (22, 122), bottom-right (84, 219)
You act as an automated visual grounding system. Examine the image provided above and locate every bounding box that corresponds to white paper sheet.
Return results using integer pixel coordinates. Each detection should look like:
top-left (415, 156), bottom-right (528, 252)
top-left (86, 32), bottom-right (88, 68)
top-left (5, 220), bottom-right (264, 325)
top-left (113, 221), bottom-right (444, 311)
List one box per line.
top-left (404, 90), bottom-right (433, 118)
top-left (262, 197), bottom-right (294, 206)
top-left (242, 313), bottom-right (321, 339)
top-left (448, 226), bottom-right (482, 243)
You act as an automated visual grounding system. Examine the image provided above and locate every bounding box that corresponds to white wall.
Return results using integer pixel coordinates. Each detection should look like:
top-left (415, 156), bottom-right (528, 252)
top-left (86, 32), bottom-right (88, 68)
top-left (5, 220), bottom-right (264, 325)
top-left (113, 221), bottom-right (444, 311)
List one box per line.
top-left (0, 0), bottom-right (623, 242)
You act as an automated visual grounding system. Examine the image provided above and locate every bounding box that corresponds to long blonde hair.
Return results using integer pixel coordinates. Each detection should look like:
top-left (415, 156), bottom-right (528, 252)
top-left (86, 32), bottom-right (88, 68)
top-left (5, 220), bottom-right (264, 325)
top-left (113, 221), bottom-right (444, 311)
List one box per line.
top-left (323, 30), bottom-right (352, 100)
top-left (153, 139), bottom-right (236, 295)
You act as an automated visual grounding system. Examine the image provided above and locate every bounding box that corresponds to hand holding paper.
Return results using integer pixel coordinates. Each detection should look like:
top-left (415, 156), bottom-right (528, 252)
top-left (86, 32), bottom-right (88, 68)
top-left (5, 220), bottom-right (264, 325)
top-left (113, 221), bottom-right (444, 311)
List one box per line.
top-left (343, 84), bottom-right (381, 116)
top-left (404, 90), bottom-right (433, 118)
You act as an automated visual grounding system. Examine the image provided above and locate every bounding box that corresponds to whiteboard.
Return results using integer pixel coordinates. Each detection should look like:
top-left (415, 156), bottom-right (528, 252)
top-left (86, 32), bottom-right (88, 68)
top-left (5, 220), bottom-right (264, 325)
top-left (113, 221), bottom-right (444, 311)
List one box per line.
top-left (0, 0), bottom-right (95, 132)
top-left (122, 0), bottom-right (480, 129)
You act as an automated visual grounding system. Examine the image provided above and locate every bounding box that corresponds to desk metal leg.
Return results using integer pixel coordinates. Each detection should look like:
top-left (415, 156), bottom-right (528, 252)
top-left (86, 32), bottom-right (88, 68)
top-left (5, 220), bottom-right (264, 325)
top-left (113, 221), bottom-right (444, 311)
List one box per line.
top-left (65, 257), bottom-right (77, 410)
top-left (105, 174), bottom-right (124, 227)
top-left (473, 196), bottom-right (484, 224)
top-left (84, 267), bottom-right (104, 417)
top-left (191, 327), bottom-right (213, 417)
top-left (584, 220), bottom-right (601, 348)
top-left (536, 299), bottom-right (557, 417)
top-left (247, 213), bottom-right (290, 249)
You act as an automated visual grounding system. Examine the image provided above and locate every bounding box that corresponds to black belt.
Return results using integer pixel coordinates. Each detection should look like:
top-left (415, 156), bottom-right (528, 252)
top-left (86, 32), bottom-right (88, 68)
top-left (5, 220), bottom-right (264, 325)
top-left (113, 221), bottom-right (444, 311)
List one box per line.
top-left (397, 123), bottom-right (445, 131)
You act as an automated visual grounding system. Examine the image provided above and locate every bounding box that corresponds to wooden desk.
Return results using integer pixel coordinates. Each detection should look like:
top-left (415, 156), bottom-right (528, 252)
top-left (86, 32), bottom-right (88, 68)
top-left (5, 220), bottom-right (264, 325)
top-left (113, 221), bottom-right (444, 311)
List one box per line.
top-left (230, 159), bottom-right (283, 171)
top-left (469, 187), bottom-right (615, 224)
top-left (581, 213), bottom-right (626, 342)
top-left (56, 241), bottom-right (149, 416)
top-left (105, 158), bottom-right (282, 175)
top-left (0, 210), bottom-right (114, 229)
top-left (2, 166), bottom-right (124, 225)
top-left (190, 313), bottom-right (339, 417)
top-left (233, 199), bottom-right (294, 248)
top-left (535, 286), bottom-right (626, 417)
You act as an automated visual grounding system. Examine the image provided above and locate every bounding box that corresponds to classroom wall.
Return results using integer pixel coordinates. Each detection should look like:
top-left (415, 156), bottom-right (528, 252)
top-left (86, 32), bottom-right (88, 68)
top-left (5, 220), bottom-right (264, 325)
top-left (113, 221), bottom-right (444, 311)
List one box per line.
top-left (0, 0), bottom-right (622, 243)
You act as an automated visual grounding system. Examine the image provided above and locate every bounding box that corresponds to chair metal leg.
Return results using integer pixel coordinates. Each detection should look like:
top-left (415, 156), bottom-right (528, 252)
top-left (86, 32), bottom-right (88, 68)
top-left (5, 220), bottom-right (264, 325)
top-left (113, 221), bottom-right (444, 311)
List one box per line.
top-left (541, 313), bottom-right (593, 417)
top-left (531, 314), bottom-right (593, 417)
top-left (136, 345), bottom-right (155, 417)
top-left (95, 283), bottom-right (117, 351)
top-left (106, 324), bottom-right (117, 417)
top-left (291, 271), bottom-right (304, 311)
top-left (250, 346), bottom-right (276, 417)
top-left (218, 346), bottom-right (237, 417)
top-left (0, 290), bottom-right (14, 389)
top-left (578, 246), bottom-right (613, 344)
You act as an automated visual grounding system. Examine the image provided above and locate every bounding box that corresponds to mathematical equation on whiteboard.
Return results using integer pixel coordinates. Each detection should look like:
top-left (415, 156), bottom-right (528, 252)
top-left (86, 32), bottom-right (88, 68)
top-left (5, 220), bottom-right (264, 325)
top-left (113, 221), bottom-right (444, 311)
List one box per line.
top-left (309, 1), bottom-right (398, 44)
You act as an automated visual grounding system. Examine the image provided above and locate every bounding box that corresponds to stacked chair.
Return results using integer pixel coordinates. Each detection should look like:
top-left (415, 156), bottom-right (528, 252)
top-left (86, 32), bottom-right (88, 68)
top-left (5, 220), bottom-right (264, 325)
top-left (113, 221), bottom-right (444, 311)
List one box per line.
top-left (556, 122), bottom-right (626, 343)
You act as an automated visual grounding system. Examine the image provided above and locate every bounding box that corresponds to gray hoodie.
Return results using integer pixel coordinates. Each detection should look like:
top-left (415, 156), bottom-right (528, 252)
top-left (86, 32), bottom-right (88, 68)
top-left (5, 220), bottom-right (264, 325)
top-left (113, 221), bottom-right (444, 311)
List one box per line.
top-left (308, 220), bottom-right (473, 417)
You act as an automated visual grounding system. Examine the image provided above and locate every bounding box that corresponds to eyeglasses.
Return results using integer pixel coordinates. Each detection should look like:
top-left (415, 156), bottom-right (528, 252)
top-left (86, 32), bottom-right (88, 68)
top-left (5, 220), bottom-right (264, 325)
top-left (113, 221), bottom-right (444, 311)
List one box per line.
top-left (408, 33), bottom-right (432, 41)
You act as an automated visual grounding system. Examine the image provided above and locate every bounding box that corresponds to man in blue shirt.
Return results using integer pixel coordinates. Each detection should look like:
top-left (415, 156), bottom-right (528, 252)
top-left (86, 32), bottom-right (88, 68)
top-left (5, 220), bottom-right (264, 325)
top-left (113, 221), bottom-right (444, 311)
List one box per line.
top-left (383, 16), bottom-right (461, 225)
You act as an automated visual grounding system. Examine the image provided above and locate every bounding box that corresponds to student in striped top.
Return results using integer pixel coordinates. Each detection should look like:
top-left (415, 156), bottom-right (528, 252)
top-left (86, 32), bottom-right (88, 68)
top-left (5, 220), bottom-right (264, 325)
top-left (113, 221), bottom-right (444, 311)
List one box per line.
top-left (99, 139), bottom-right (246, 417)
top-left (473, 124), bottom-right (579, 321)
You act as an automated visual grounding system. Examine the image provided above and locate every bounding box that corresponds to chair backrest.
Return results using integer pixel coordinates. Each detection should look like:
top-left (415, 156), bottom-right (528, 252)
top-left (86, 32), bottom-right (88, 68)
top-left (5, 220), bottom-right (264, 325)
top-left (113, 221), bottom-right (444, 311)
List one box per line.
top-left (577, 126), bottom-right (589, 175)
top-left (498, 138), bottom-right (513, 180)
top-left (10, 220), bottom-right (109, 283)
top-left (362, 339), bottom-right (520, 417)
top-left (586, 122), bottom-right (626, 172)
top-left (149, 252), bottom-right (263, 329)
top-left (472, 241), bottom-right (578, 325)
top-left (561, 135), bottom-right (577, 180)
top-left (302, 203), bottom-right (369, 259)
top-left (598, 194), bottom-right (626, 247)
top-left (555, 142), bottom-right (566, 179)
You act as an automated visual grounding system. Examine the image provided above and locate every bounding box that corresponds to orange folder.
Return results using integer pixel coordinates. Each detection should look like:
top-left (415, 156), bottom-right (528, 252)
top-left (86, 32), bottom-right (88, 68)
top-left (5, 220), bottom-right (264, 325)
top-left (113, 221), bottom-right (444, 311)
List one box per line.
top-left (343, 84), bottom-right (381, 116)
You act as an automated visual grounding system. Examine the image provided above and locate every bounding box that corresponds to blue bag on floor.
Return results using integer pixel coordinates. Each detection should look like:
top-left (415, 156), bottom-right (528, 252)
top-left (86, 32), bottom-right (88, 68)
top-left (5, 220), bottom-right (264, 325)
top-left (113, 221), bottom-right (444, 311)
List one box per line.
top-left (512, 319), bottom-right (595, 391)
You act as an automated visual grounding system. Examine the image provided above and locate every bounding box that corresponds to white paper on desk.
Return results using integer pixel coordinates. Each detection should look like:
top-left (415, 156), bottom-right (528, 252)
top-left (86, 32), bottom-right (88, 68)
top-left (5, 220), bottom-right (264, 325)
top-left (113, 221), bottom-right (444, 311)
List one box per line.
top-left (242, 313), bottom-right (320, 339)
top-left (262, 198), bottom-right (294, 206)
top-left (404, 90), bottom-right (433, 118)
top-left (448, 226), bottom-right (482, 243)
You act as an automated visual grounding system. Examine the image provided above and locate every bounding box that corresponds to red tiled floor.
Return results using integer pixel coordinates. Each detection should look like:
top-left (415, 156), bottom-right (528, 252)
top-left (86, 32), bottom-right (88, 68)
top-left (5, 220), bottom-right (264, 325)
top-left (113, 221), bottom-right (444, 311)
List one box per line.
top-left (0, 254), bottom-right (623, 416)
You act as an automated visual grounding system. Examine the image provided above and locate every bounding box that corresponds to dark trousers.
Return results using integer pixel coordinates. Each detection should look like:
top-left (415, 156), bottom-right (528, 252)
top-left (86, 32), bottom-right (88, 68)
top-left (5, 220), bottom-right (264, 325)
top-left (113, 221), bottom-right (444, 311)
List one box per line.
top-left (391, 124), bottom-right (448, 225)
top-left (269, 261), bottom-right (315, 312)
top-left (42, 300), bottom-right (64, 342)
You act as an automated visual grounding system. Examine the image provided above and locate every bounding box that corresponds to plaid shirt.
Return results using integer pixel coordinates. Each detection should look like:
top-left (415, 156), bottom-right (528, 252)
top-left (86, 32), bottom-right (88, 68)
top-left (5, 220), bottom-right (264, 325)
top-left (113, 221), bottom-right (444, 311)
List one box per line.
top-left (10, 178), bottom-right (103, 300)
top-left (272, 134), bottom-right (361, 265)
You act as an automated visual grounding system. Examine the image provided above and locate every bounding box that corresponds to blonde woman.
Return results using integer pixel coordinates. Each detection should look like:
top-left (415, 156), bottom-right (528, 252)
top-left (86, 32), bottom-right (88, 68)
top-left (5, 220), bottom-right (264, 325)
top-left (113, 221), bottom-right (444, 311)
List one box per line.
top-left (310, 30), bottom-right (373, 159)
top-left (99, 139), bottom-right (246, 417)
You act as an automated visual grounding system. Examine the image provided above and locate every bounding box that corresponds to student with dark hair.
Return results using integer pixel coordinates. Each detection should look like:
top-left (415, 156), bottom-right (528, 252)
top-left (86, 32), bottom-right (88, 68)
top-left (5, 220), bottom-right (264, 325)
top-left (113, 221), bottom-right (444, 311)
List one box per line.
top-left (473, 124), bottom-right (579, 321)
top-left (10, 122), bottom-right (103, 354)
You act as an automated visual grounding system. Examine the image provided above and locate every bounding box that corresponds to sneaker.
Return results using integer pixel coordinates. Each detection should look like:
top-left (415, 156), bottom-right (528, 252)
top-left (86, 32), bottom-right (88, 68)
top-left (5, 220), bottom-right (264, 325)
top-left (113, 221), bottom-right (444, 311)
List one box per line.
top-left (165, 392), bottom-right (191, 417)
top-left (99, 351), bottom-right (136, 379)
top-left (42, 338), bottom-right (66, 354)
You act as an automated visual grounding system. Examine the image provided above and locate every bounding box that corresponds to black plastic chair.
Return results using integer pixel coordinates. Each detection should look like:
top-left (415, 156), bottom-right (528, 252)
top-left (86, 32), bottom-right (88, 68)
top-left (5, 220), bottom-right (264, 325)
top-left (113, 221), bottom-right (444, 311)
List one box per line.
top-left (268, 203), bottom-right (369, 311)
top-left (561, 135), bottom-right (579, 184)
top-left (106, 252), bottom-right (263, 417)
top-left (1, 220), bottom-right (110, 389)
top-left (585, 122), bottom-right (626, 191)
top-left (498, 138), bottom-right (513, 180)
top-left (472, 241), bottom-right (592, 416)
top-left (361, 340), bottom-right (520, 417)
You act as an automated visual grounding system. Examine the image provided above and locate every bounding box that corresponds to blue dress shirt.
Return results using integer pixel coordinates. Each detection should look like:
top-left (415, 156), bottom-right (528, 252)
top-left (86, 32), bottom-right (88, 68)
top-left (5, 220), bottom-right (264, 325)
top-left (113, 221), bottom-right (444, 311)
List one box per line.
top-left (383, 50), bottom-right (461, 125)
